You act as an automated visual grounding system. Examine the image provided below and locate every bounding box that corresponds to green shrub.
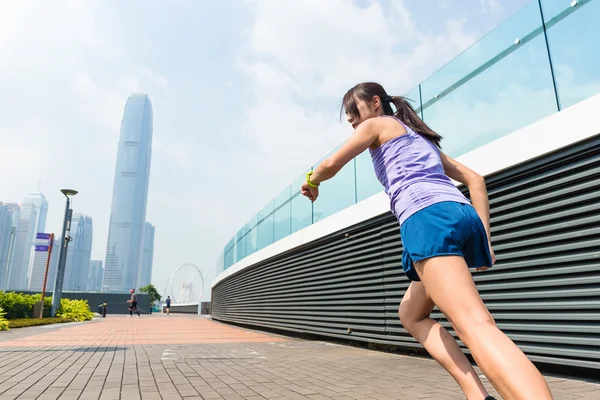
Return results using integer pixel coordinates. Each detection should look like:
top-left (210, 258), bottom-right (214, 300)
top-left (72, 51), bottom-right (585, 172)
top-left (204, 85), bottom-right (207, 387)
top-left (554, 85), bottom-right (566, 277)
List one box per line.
top-left (0, 306), bottom-right (8, 331)
top-left (0, 291), bottom-right (54, 319)
top-left (0, 292), bottom-right (92, 321)
top-left (56, 299), bottom-right (93, 322)
top-left (0, 291), bottom-right (33, 319)
top-left (8, 317), bottom-right (73, 329)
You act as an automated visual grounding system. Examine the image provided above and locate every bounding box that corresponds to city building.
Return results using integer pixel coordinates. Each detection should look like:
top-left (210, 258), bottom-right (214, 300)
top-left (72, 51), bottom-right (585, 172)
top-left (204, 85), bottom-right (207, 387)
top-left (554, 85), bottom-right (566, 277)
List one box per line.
top-left (27, 235), bottom-right (60, 292)
top-left (103, 94), bottom-right (153, 292)
top-left (23, 191), bottom-right (49, 282)
top-left (0, 203), bottom-right (19, 290)
top-left (3, 191), bottom-right (48, 291)
top-left (63, 214), bottom-right (93, 292)
top-left (7, 209), bottom-right (36, 290)
top-left (22, 191), bottom-right (48, 239)
top-left (88, 260), bottom-right (103, 292)
top-left (138, 222), bottom-right (155, 287)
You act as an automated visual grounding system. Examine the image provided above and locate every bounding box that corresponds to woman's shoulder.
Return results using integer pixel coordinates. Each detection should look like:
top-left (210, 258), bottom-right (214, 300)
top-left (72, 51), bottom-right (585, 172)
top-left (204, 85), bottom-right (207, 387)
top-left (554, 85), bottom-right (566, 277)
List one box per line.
top-left (368, 116), bottom-right (409, 148)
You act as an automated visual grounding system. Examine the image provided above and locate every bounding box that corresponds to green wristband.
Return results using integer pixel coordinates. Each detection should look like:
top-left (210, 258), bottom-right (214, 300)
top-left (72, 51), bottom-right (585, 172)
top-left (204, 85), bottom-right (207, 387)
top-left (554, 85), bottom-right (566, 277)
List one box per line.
top-left (306, 171), bottom-right (320, 188)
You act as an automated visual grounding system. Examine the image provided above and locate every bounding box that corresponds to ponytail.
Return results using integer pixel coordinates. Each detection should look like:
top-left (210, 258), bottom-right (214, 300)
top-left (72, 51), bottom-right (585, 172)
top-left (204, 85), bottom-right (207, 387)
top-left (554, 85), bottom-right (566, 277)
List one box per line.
top-left (341, 82), bottom-right (443, 148)
top-left (386, 96), bottom-right (442, 148)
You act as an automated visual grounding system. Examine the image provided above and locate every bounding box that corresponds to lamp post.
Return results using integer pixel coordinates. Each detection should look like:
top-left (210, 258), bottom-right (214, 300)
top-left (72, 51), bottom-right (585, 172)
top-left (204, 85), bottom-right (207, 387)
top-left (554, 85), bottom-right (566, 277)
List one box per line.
top-left (51, 189), bottom-right (78, 317)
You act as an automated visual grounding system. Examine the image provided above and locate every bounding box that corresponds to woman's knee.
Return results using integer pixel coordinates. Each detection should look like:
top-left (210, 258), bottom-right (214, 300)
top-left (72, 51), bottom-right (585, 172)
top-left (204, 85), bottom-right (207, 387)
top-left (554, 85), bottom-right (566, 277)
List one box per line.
top-left (452, 315), bottom-right (497, 346)
top-left (399, 299), bottom-right (427, 333)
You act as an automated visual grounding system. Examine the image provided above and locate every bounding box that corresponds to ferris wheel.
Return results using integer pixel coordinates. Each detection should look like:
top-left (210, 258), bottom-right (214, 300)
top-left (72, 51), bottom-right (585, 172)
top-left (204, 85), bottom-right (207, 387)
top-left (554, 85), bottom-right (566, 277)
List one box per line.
top-left (164, 263), bottom-right (204, 304)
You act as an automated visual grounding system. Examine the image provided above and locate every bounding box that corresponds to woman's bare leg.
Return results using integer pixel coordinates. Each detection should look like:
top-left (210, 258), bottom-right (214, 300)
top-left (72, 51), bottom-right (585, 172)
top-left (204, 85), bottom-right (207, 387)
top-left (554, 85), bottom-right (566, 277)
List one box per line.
top-left (415, 256), bottom-right (553, 400)
top-left (400, 281), bottom-right (489, 399)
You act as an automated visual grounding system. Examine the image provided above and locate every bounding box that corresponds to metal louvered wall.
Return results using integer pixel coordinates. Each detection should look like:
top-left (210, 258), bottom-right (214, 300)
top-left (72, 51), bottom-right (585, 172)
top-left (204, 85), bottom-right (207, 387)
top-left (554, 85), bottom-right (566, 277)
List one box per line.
top-left (212, 134), bottom-right (600, 371)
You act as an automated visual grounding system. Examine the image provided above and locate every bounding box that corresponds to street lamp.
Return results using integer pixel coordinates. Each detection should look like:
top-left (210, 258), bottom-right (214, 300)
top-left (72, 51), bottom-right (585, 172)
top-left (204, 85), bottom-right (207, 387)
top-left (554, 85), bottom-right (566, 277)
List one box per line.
top-left (61, 189), bottom-right (78, 197)
top-left (51, 189), bottom-right (78, 316)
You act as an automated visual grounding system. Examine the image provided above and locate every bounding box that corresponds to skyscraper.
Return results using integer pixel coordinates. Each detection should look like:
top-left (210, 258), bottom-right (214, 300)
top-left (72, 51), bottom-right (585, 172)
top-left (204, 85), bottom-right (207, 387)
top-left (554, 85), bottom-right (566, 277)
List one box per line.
top-left (103, 94), bottom-right (153, 292)
top-left (1, 204), bottom-right (20, 290)
top-left (27, 235), bottom-right (60, 292)
top-left (64, 214), bottom-right (93, 291)
top-left (138, 222), bottom-right (155, 287)
top-left (8, 209), bottom-right (36, 290)
top-left (3, 191), bottom-right (48, 290)
top-left (0, 203), bottom-right (19, 290)
top-left (23, 191), bottom-right (49, 281)
top-left (88, 260), bottom-right (103, 292)
top-left (23, 191), bottom-right (48, 245)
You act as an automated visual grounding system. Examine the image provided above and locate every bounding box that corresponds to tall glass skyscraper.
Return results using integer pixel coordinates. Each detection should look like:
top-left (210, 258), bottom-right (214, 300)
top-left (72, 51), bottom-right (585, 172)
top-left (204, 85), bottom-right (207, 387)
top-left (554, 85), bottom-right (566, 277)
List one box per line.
top-left (103, 94), bottom-right (153, 292)
top-left (138, 222), bottom-right (155, 287)
top-left (63, 214), bottom-right (93, 291)
top-left (23, 191), bottom-right (48, 245)
top-left (23, 191), bottom-right (49, 282)
top-left (0, 203), bottom-right (19, 290)
top-left (8, 208), bottom-right (36, 290)
top-left (88, 260), bottom-right (103, 292)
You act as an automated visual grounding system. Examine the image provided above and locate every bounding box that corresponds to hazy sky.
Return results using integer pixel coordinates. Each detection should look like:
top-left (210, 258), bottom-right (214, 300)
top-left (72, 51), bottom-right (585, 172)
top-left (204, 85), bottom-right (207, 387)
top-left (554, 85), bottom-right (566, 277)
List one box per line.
top-left (0, 0), bottom-right (531, 299)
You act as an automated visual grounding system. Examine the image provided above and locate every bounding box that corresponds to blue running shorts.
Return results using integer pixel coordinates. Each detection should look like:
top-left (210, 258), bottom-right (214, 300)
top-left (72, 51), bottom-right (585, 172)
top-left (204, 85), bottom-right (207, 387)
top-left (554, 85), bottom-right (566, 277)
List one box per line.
top-left (400, 201), bottom-right (493, 282)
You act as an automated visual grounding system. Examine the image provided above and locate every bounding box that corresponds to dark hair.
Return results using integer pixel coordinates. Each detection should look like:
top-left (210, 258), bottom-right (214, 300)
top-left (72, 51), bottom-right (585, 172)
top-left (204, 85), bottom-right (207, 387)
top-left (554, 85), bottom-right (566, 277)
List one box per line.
top-left (340, 82), bottom-right (442, 148)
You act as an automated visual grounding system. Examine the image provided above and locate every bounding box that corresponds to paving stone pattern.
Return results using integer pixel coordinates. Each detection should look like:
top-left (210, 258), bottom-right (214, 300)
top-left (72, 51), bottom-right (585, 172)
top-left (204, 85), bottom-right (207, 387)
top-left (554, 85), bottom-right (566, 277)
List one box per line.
top-left (0, 315), bottom-right (597, 400)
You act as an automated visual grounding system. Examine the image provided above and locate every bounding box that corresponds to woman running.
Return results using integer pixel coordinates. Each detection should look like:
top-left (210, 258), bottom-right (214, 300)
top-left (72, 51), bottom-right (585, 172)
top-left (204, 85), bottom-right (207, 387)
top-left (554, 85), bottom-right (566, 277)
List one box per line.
top-left (301, 82), bottom-right (553, 400)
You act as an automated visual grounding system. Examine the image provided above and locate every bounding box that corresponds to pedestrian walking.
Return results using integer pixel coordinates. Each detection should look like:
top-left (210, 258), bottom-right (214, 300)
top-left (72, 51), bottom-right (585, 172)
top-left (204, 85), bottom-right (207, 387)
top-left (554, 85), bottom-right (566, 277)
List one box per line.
top-left (127, 288), bottom-right (140, 318)
top-left (165, 296), bottom-right (171, 316)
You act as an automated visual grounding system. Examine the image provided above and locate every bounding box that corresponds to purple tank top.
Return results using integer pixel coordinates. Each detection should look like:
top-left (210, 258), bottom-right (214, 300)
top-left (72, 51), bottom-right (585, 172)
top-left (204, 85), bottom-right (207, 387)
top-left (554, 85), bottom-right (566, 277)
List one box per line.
top-left (369, 116), bottom-right (471, 225)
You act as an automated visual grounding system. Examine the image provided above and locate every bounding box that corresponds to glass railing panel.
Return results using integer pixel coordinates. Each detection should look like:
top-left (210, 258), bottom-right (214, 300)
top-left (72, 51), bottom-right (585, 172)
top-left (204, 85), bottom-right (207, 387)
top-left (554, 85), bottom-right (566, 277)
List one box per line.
top-left (403, 85), bottom-right (423, 117)
top-left (234, 225), bottom-right (248, 262)
top-left (312, 147), bottom-right (357, 223)
top-left (225, 237), bottom-right (235, 252)
top-left (355, 151), bottom-right (382, 202)
top-left (256, 201), bottom-right (275, 250)
top-left (540, 0), bottom-right (582, 19)
top-left (274, 186), bottom-right (292, 242)
top-left (420, 1), bottom-right (558, 157)
top-left (245, 215), bottom-right (258, 256)
top-left (542, 0), bottom-right (600, 109)
top-left (290, 170), bottom-right (313, 233)
top-left (224, 248), bottom-right (235, 270)
top-left (223, 237), bottom-right (235, 269)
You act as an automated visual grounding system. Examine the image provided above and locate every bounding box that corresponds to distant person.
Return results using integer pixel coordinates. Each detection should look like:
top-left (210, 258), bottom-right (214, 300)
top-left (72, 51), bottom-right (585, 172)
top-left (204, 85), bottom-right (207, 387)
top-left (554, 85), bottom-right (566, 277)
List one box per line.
top-left (300, 82), bottom-right (552, 400)
top-left (127, 288), bottom-right (140, 318)
top-left (165, 296), bottom-right (171, 316)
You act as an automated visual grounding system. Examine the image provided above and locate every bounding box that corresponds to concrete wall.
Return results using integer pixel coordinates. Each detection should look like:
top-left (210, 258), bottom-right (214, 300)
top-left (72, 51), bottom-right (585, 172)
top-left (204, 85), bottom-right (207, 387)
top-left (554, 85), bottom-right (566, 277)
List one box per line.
top-left (163, 304), bottom-right (198, 314)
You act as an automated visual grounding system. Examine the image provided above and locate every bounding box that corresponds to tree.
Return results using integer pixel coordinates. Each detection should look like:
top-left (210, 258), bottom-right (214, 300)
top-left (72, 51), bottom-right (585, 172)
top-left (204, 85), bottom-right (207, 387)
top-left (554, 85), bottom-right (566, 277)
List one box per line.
top-left (138, 284), bottom-right (162, 304)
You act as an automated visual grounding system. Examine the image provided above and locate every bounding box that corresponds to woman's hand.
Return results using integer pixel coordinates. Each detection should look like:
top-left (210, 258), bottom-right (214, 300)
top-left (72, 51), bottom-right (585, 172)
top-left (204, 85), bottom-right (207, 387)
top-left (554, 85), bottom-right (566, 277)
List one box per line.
top-left (489, 242), bottom-right (497, 265)
top-left (476, 242), bottom-right (496, 272)
top-left (301, 182), bottom-right (319, 202)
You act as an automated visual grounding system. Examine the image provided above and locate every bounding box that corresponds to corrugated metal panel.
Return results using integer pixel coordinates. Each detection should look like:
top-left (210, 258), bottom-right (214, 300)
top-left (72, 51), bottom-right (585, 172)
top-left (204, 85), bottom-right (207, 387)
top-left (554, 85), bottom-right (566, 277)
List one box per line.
top-left (212, 134), bottom-right (600, 370)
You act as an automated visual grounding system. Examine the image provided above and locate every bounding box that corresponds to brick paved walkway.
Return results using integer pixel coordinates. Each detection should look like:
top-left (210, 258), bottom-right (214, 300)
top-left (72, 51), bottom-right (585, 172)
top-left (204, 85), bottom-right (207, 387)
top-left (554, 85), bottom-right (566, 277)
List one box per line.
top-left (0, 314), bottom-right (598, 400)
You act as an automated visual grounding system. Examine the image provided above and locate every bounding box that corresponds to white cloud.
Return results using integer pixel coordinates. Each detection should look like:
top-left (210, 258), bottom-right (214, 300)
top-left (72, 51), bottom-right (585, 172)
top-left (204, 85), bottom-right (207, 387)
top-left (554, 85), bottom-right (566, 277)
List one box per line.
top-left (480, 0), bottom-right (503, 16)
top-left (236, 0), bottom-right (479, 190)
